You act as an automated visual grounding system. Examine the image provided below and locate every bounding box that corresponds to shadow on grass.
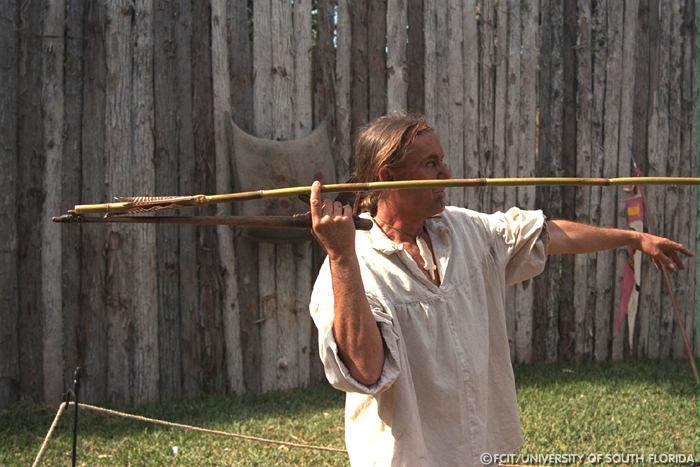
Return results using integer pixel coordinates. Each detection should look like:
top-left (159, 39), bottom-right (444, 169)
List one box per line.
top-left (0, 382), bottom-right (345, 444)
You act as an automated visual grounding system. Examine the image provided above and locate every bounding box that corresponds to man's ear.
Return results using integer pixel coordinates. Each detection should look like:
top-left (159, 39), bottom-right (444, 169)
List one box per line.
top-left (378, 167), bottom-right (393, 181)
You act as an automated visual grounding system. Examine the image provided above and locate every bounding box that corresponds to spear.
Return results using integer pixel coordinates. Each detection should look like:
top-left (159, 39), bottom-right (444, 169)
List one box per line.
top-left (65, 176), bottom-right (700, 216)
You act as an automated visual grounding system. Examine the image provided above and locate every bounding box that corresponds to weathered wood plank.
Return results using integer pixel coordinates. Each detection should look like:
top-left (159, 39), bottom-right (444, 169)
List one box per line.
top-left (335, 0), bottom-right (352, 179)
top-left (406, 0), bottom-right (424, 114)
top-left (212, 0), bottom-right (244, 394)
top-left (229, 0), bottom-right (259, 393)
top-left (387, 0), bottom-right (408, 112)
top-left (258, 243), bottom-right (277, 392)
top-left (533, 0), bottom-right (564, 362)
top-left (295, 241), bottom-right (313, 386)
top-left (61, 0), bottom-right (84, 395)
top-left (677, 0), bottom-right (697, 359)
top-left (574, 0), bottom-right (593, 359)
top-left (253, 0), bottom-right (272, 138)
top-left (0, 0), bottom-right (19, 409)
top-left (615, 0), bottom-right (640, 358)
top-left (192, 0), bottom-right (226, 395)
top-left (599, 2), bottom-right (624, 361)
top-left (40, 0), bottom-right (66, 405)
top-left (351, 0), bottom-right (369, 133)
top-left (79, 0), bottom-right (108, 403)
top-left (293, 0), bottom-right (313, 387)
top-left (446, 0), bottom-right (464, 207)
top-left (271, 0), bottom-right (297, 392)
top-left (423, 0), bottom-right (438, 131)
top-left (175, 0), bottom-right (201, 399)
top-left (590, 1), bottom-right (607, 361)
top-left (368, 0), bottom-right (387, 118)
top-left (433, 2), bottom-right (448, 157)
top-left (154, 0), bottom-right (182, 401)
top-left (491, 0), bottom-right (507, 213)
top-left (514, 0), bottom-right (538, 363)
top-left (131, 0), bottom-right (159, 403)
top-left (478, 0), bottom-right (495, 212)
top-left (104, 0), bottom-right (134, 402)
top-left (463, 0), bottom-right (480, 210)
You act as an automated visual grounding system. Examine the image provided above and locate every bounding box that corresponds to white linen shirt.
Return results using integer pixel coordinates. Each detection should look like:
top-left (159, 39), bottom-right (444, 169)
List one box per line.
top-left (309, 206), bottom-right (549, 467)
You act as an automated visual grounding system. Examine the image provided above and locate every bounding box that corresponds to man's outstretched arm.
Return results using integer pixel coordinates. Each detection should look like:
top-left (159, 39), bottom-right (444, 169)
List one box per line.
top-left (547, 219), bottom-right (693, 272)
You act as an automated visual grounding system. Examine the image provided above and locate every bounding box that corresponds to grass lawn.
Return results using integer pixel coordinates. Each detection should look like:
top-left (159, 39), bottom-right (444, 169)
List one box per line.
top-left (1, 360), bottom-right (696, 466)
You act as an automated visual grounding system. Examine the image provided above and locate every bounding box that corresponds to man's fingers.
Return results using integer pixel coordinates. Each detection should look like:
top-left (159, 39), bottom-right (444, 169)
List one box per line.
top-left (310, 180), bottom-right (322, 220)
top-left (668, 250), bottom-right (685, 270)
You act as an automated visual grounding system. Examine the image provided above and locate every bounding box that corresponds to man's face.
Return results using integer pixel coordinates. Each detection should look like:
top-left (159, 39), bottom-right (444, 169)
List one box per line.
top-left (382, 131), bottom-right (451, 217)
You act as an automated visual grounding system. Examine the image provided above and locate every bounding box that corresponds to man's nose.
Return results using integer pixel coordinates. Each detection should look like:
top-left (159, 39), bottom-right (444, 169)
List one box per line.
top-left (438, 162), bottom-right (451, 179)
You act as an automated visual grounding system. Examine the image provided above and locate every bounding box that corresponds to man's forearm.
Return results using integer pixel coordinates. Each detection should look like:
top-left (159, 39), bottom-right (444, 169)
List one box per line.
top-left (547, 219), bottom-right (641, 255)
top-left (329, 253), bottom-right (385, 385)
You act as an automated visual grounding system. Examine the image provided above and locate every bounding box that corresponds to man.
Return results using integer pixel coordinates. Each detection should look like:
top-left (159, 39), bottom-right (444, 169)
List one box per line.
top-left (309, 113), bottom-right (691, 466)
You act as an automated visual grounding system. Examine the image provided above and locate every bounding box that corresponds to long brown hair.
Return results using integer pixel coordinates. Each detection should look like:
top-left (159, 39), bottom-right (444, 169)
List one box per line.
top-left (352, 112), bottom-right (433, 216)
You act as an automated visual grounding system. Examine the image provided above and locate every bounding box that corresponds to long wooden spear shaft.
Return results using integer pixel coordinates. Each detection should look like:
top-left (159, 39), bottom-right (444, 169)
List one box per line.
top-left (52, 213), bottom-right (374, 230)
top-left (70, 176), bottom-right (700, 215)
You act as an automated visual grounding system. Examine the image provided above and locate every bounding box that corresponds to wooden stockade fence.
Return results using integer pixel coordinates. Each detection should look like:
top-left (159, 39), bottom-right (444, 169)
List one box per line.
top-left (0, 0), bottom-right (696, 409)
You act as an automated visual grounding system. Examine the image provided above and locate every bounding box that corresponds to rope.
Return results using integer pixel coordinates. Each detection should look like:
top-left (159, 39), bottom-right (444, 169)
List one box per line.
top-left (33, 400), bottom-right (347, 464)
top-left (32, 401), bottom-right (68, 467)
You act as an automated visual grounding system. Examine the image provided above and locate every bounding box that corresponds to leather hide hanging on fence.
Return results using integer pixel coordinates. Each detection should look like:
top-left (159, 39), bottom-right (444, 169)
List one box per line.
top-left (229, 118), bottom-right (335, 241)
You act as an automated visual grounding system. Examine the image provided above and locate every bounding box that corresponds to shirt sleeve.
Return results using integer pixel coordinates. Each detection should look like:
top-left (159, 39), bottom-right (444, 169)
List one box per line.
top-left (494, 207), bottom-right (549, 285)
top-left (309, 260), bottom-right (402, 395)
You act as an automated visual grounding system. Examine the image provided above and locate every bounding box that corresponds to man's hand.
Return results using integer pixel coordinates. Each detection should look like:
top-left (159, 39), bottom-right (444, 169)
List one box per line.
top-left (636, 232), bottom-right (694, 272)
top-left (310, 180), bottom-right (357, 260)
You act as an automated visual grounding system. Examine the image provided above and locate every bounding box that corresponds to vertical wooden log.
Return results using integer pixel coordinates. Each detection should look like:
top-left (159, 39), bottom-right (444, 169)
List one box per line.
top-left (230, 0), bottom-right (259, 393)
top-left (676, 0), bottom-right (697, 359)
top-left (131, 0), bottom-right (159, 404)
top-left (423, 0), bottom-right (438, 129)
top-left (258, 246), bottom-right (277, 392)
top-left (212, 0), bottom-right (244, 394)
top-left (271, 0), bottom-right (297, 392)
top-left (368, 0), bottom-right (387, 119)
top-left (615, 0), bottom-right (639, 357)
top-left (463, 0), bottom-right (480, 210)
top-left (335, 0), bottom-right (353, 179)
top-left (352, 0), bottom-right (369, 133)
top-left (176, 0), bottom-right (201, 399)
top-left (253, 0), bottom-right (272, 139)
top-left (491, 0), bottom-right (507, 213)
top-left (433, 3), bottom-right (448, 153)
top-left (104, 0), bottom-right (134, 402)
top-left (446, 0), bottom-right (464, 207)
top-left (40, 0), bottom-right (66, 405)
top-left (557, 0), bottom-right (578, 360)
top-left (193, 0), bottom-right (226, 395)
top-left (0, 0), bottom-right (19, 409)
top-left (310, 0), bottom-right (336, 385)
top-left (62, 0), bottom-right (84, 393)
top-left (655, 0), bottom-right (679, 358)
top-left (406, 0), bottom-right (424, 114)
top-left (515, 0), bottom-right (539, 363)
top-left (79, 0), bottom-right (107, 402)
top-left (478, 0), bottom-right (495, 212)
top-left (293, 0), bottom-right (313, 388)
top-left (387, 0), bottom-right (408, 112)
top-left (590, 1), bottom-right (608, 361)
top-left (533, 0), bottom-right (563, 362)
top-left (17, 0), bottom-right (44, 402)
top-left (253, 0), bottom-right (276, 393)
top-left (600, 2), bottom-right (625, 360)
top-left (154, 0), bottom-right (182, 401)
top-left (574, 0), bottom-right (593, 359)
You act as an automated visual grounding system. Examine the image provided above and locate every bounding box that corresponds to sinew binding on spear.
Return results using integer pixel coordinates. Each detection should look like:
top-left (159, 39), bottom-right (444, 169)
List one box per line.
top-left (53, 177), bottom-right (700, 227)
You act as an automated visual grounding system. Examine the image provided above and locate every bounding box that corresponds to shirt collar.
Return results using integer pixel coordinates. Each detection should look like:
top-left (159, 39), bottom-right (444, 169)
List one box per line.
top-left (361, 211), bottom-right (450, 254)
